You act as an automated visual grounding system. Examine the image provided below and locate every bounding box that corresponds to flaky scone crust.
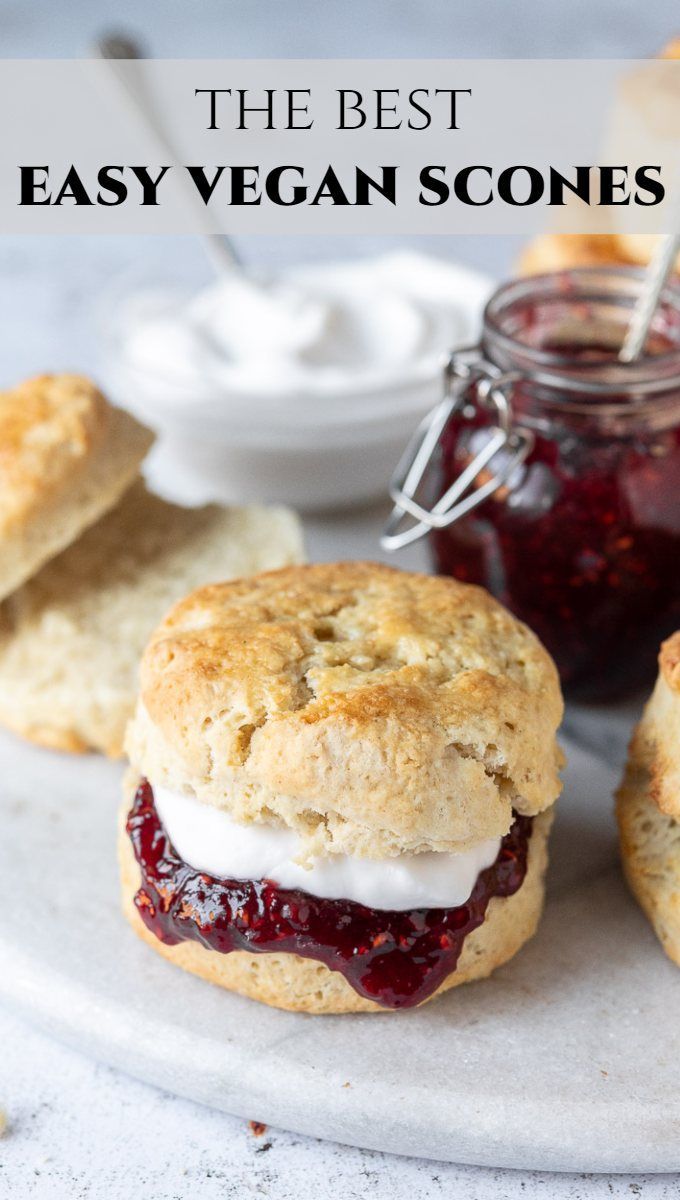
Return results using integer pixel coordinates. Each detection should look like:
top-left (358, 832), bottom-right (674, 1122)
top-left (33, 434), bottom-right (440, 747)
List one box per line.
top-left (617, 737), bottom-right (680, 967)
top-left (119, 794), bottom-right (552, 1015)
top-left (0, 373), bottom-right (153, 600)
top-left (126, 563), bottom-right (563, 858)
top-left (626, 632), bottom-right (680, 821)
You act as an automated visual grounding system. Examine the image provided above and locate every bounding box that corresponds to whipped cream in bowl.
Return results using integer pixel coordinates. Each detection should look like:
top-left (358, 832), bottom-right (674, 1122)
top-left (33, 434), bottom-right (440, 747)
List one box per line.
top-left (153, 784), bottom-right (501, 912)
top-left (103, 252), bottom-right (492, 509)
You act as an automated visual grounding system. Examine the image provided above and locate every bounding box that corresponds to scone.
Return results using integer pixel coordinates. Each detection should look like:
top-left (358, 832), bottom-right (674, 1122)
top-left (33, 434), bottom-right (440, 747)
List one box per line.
top-left (519, 38), bottom-right (680, 279)
top-left (121, 562), bottom-right (564, 1014)
top-left (0, 373), bottom-right (153, 600)
top-left (0, 482), bottom-right (303, 757)
top-left (517, 233), bottom-right (631, 277)
top-left (617, 632), bottom-right (680, 964)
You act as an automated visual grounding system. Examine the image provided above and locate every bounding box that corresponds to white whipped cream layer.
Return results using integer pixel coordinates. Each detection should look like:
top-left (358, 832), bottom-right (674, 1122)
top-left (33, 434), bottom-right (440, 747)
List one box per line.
top-left (153, 785), bottom-right (501, 912)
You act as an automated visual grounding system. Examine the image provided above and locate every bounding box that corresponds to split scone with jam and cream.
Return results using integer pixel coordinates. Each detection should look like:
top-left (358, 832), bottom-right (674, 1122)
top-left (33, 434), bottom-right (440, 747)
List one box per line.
top-left (617, 633), bottom-right (680, 965)
top-left (121, 562), bottom-right (564, 1014)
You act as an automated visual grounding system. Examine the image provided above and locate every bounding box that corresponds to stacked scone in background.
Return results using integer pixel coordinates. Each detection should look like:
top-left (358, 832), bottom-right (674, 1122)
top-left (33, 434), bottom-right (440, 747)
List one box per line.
top-left (519, 38), bottom-right (680, 278)
top-left (122, 562), bottom-right (564, 1014)
top-left (0, 373), bottom-right (303, 757)
top-left (617, 633), bottom-right (680, 964)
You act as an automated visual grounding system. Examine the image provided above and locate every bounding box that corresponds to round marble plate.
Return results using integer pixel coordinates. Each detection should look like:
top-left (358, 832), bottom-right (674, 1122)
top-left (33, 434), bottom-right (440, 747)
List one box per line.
top-left (0, 729), bottom-right (677, 1173)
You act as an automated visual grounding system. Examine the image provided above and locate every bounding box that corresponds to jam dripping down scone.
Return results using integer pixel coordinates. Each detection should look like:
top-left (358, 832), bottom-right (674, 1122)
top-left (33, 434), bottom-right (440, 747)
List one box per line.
top-left (122, 562), bottom-right (563, 1013)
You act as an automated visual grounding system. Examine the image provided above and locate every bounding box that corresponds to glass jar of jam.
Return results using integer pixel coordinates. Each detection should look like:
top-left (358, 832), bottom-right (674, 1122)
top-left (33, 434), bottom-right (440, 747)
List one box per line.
top-left (383, 268), bottom-right (680, 700)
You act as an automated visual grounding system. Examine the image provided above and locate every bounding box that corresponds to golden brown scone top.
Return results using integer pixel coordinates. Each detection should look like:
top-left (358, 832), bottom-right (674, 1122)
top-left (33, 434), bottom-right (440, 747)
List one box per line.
top-left (0, 374), bottom-right (118, 534)
top-left (127, 562), bottom-right (563, 859)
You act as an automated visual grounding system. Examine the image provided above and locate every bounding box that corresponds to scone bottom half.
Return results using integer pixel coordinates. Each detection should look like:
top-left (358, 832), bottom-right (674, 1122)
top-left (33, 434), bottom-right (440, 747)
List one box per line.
top-left (122, 562), bottom-right (563, 1014)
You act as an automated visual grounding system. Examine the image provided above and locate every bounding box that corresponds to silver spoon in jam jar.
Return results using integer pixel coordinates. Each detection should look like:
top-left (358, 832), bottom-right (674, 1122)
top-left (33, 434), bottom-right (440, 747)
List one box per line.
top-left (619, 229), bottom-right (680, 362)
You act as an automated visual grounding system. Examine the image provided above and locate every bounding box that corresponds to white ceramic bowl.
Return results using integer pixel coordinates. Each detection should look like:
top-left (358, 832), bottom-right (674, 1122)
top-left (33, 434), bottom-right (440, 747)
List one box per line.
top-left (100, 256), bottom-right (493, 511)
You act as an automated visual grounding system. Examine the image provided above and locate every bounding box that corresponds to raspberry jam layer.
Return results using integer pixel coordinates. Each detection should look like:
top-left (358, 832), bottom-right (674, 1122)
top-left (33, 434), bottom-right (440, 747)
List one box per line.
top-left (127, 780), bottom-right (532, 1010)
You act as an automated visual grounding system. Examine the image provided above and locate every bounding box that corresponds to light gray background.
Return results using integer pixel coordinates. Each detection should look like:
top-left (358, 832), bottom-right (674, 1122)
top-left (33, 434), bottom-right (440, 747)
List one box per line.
top-left (0, 0), bottom-right (678, 1196)
top-left (1, 0), bottom-right (677, 64)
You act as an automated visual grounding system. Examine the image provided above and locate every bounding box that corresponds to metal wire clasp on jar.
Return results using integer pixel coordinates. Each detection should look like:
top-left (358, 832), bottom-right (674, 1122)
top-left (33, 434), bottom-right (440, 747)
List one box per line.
top-left (381, 347), bottom-right (534, 551)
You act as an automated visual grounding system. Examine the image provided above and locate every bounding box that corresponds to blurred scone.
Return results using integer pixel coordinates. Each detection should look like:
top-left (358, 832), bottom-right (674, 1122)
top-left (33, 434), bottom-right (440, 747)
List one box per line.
top-left (0, 483), bottom-right (303, 757)
top-left (519, 37), bottom-right (680, 278)
top-left (617, 632), bottom-right (680, 964)
top-left (0, 374), bottom-right (153, 600)
top-left (517, 233), bottom-right (630, 276)
top-left (122, 562), bottom-right (564, 1013)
